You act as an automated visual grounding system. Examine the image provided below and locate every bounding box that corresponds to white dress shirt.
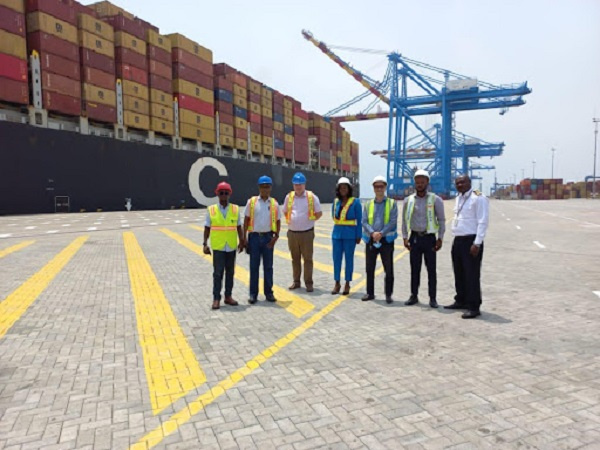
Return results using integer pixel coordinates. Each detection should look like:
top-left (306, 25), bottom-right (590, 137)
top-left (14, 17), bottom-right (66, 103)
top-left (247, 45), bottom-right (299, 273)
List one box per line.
top-left (244, 196), bottom-right (281, 233)
top-left (451, 188), bottom-right (489, 245)
top-left (282, 191), bottom-right (322, 232)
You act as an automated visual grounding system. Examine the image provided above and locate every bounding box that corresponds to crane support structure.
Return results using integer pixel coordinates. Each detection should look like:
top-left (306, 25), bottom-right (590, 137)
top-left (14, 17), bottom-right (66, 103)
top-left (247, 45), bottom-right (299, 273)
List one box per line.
top-left (302, 30), bottom-right (532, 196)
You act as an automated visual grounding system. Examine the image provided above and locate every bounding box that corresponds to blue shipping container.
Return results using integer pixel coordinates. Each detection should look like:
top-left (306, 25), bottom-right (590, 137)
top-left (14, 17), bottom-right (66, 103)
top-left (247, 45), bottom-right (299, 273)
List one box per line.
top-left (233, 106), bottom-right (248, 120)
top-left (284, 124), bottom-right (293, 135)
top-left (214, 89), bottom-right (233, 103)
top-left (273, 112), bottom-right (284, 123)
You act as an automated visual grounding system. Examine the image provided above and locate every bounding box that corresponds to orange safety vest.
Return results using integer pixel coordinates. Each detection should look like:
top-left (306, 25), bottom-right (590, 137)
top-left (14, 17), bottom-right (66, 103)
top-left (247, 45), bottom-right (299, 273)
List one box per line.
top-left (285, 190), bottom-right (316, 224)
top-left (247, 196), bottom-right (278, 232)
top-left (332, 197), bottom-right (357, 226)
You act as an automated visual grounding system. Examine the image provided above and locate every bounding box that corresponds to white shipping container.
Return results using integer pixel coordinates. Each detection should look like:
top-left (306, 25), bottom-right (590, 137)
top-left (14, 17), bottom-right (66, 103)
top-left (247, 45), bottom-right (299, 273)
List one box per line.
top-left (446, 78), bottom-right (478, 92)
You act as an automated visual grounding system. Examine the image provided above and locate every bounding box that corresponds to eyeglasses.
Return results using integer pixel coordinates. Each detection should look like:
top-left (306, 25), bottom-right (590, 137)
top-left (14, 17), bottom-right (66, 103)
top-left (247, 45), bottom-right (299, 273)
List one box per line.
top-left (218, 191), bottom-right (230, 196)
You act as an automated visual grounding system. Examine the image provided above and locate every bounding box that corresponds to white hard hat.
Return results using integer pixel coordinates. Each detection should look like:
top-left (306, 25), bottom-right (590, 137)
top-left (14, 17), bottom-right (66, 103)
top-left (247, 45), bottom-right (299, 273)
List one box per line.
top-left (414, 169), bottom-right (430, 179)
top-left (337, 177), bottom-right (352, 186)
top-left (372, 175), bottom-right (387, 185)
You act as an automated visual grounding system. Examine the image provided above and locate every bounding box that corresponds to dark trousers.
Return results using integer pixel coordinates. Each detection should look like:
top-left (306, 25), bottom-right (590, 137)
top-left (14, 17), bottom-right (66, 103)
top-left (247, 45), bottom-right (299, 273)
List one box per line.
top-left (248, 232), bottom-right (274, 298)
top-left (213, 250), bottom-right (236, 301)
top-left (451, 235), bottom-right (484, 311)
top-left (409, 233), bottom-right (437, 299)
top-left (365, 240), bottom-right (394, 297)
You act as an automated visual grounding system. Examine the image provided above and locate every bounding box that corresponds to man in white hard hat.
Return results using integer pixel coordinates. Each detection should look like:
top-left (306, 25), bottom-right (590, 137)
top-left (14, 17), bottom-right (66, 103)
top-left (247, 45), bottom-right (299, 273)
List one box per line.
top-left (402, 169), bottom-right (445, 308)
top-left (361, 175), bottom-right (398, 303)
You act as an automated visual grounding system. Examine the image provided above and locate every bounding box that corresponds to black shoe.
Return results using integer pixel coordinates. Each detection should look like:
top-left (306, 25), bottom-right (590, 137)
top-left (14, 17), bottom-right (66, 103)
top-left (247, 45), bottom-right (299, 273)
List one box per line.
top-left (266, 295), bottom-right (277, 302)
top-left (462, 310), bottom-right (481, 319)
top-left (404, 295), bottom-right (418, 306)
top-left (429, 299), bottom-right (438, 308)
top-left (249, 297), bottom-right (257, 304)
top-left (385, 296), bottom-right (393, 304)
top-left (361, 294), bottom-right (375, 301)
top-left (444, 302), bottom-right (467, 310)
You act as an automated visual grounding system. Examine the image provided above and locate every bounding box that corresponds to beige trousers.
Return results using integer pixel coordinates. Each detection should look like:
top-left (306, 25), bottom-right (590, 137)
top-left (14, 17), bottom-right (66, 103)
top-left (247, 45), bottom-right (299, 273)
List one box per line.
top-left (287, 229), bottom-right (314, 286)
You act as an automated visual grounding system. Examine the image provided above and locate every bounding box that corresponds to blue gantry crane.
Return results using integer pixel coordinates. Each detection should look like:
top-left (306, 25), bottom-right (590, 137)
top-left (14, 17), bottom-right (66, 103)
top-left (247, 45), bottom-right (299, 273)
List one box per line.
top-left (302, 30), bottom-right (532, 196)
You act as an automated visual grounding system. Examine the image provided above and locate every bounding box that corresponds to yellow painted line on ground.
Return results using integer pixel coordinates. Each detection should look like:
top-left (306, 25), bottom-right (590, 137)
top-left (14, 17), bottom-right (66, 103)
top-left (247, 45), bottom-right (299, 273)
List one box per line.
top-left (273, 248), bottom-right (362, 280)
top-left (278, 235), bottom-right (366, 259)
top-left (0, 240), bottom-right (35, 259)
top-left (0, 236), bottom-right (87, 339)
top-left (131, 248), bottom-right (410, 450)
top-left (123, 232), bottom-right (206, 415)
top-left (173, 227), bottom-right (314, 318)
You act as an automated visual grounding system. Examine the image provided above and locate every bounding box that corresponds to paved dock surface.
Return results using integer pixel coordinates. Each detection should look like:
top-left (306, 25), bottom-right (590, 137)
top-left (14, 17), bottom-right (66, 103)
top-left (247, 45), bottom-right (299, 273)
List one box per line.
top-left (1, 199), bottom-right (599, 449)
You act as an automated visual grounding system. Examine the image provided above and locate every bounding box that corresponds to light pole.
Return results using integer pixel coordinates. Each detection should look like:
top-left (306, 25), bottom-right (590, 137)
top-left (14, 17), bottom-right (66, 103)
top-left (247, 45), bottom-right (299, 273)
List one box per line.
top-left (594, 118), bottom-right (599, 198)
top-left (551, 148), bottom-right (556, 179)
top-left (532, 160), bottom-right (536, 178)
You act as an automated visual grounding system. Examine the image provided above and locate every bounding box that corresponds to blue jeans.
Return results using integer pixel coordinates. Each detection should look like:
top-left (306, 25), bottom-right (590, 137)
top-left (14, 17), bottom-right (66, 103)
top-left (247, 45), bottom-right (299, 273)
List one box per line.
top-left (332, 238), bottom-right (357, 282)
top-left (248, 232), bottom-right (275, 298)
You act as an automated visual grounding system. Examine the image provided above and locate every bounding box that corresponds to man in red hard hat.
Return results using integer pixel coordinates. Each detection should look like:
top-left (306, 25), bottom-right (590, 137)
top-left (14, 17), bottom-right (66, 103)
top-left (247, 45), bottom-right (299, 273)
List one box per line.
top-left (203, 181), bottom-right (245, 310)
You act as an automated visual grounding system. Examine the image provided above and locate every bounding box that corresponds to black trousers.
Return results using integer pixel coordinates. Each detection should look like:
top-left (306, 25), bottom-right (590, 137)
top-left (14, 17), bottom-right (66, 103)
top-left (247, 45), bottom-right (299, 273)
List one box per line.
top-left (451, 235), bottom-right (484, 311)
top-left (213, 250), bottom-right (236, 301)
top-left (409, 233), bottom-right (437, 299)
top-left (365, 240), bottom-right (394, 297)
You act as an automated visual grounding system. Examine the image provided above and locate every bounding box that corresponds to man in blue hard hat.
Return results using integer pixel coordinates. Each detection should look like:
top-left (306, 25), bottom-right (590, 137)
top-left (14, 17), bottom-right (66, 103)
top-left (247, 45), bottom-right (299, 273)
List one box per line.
top-left (243, 175), bottom-right (281, 304)
top-left (283, 172), bottom-right (323, 292)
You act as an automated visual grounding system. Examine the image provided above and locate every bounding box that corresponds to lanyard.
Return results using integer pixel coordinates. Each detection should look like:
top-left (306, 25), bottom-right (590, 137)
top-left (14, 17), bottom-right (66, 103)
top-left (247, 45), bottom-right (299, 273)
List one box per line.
top-left (455, 191), bottom-right (472, 223)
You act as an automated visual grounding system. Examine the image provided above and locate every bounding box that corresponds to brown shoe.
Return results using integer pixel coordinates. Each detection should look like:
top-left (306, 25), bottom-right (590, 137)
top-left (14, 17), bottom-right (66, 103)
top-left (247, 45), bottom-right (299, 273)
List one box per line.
top-left (212, 300), bottom-right (220, 310)
top-left (289, 282), bottom-right (301, 290)
top-left (306, 285), bottom-right (314, 293)
top-left (342, 282), bottom-right (351, 296)
top-left (224, 296), bottom-right (238, 306)
top-left (331, 282), bottom-right (341, 295)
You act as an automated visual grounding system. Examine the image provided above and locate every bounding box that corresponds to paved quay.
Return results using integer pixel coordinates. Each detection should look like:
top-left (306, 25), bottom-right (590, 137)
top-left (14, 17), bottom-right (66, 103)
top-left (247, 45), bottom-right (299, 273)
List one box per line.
top-left (1, 199), bottom-right (600, 449)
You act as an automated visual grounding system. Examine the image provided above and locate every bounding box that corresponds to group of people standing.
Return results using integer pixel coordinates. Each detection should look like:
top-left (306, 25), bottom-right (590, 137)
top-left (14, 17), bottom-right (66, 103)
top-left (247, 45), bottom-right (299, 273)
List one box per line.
top-left (203, 170), bottom-right (489, 319)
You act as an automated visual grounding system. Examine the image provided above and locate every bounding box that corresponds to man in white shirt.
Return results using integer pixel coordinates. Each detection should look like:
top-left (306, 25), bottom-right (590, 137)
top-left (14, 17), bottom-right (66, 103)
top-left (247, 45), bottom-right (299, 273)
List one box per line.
top-left (445, 175), bottom-right (489, 319)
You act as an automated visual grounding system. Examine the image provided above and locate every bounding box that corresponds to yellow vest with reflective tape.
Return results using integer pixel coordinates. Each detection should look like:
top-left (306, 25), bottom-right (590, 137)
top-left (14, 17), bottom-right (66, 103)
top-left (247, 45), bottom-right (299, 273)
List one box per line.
top-left (285, 190), bottom-right (316, 224)
top-left (368, 198), bottom-right (393, 225)
top-left (405, 193), bottom-right (439, 234)
top-left (332, 197), bottom-right (357, 226)
top-left (247, 196), bottom-right (278, 232)
top-left (209, 203), bottom-right (239, 251)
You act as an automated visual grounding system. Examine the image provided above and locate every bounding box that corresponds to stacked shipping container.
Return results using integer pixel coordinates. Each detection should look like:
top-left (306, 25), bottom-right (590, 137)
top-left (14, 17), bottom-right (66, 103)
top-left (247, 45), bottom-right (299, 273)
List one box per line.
top-left (309, 112), bottom-right (331, 168)
top-left (260, 85), bottom-right (273, 156)
top-left (0, 0), bottom-right (28, 105)
top-left (146, 29), bottom-right (173, 135)
top-left (283, 96), bottom-right (293, 159)
top-left (272, 90), bottom-right (285, 158)
top-left (247, 77), bottom-right (262, 154)
top-left (292, 100), bottom-right (309, 163)
top-left (231, 69), bottom-right (248, 151)
top-left (213, 64), bottom-right (234, 147)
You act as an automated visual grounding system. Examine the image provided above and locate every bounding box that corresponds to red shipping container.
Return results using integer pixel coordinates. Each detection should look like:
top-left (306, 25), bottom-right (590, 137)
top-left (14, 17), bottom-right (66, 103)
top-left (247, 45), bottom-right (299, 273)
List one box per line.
top-left (82, 66), bottom-right (115, 91)
top-left (117, 64), bottom-right (148, 85)
top-left (149, 74), bottom-right (171, 93)
top-left (172, 63), bottom-right (212, 90)
top-left (214, 100), bottom-right (233, 115)
top-left (273, 90), bottom-right (284, 104)
top-left (274, 149), bottom-right (285, 158)
top-left (250, 122), bottom-right (261, 134)
top-left (274, 130), bottom-right (284, 140)
top-left (0, 5), bottom-right (26, 36)
top-left (148, 59), bottom-right (171, 80)
top-left (42, 71), bottom-right (81, 97)
top-left (148, 44), bottom-right (170, 66)
top-left (28, 31), bottom-right (79, 62)
top-left (213, 63), bottom-right (237, 76)
top-left (261, 126), bottom-right (273, 136)
top-left (102, 14), bottom-right (145, 40)
top-left (295, 150), bottom-right (309, 164)
top-left (80, 48), bottom-right (115, 73)
top-left (115, 47), bottom-right (147, 71)
top-left (214, 76), bottom-right (233, 91)
top-left (176, 94), bottom-right (213, 116)
top-left (83, 100), bottom-right (116, 123)
top-left (0, 77), bottom-right (28, 104)
top-left (26, 0), bottom-right (76, 24)
top-left (248, 112), bottom-right (261, 124)
top-left (218, 111), bottom-right (233, 126)
top-left (293, 107), bottom-right (308, 119)
top-left (284, 149), bottom-right (293, 159)
top-left (69, 1), bottom-right (97, 18)
top-left (273, 103), bottom-right (284, 114)
top-left (40, 52), bottom-right (80, 80)
top-left (171, 48), bottom-right (213, 76)
top-left (291, 98), bottom-right (301, 109)
top-left (234, 127), bottom-right (248, 140)
top-left (248, 92), bottom-right (260, 103)
top-left (224, 72), bottom-right (246, 88)
top-left (262, 117), bottom-right (273, 128)
top-left (0, 53), bottom-right (27, 82)
top-left (43, 91), bottom-right (81, 115)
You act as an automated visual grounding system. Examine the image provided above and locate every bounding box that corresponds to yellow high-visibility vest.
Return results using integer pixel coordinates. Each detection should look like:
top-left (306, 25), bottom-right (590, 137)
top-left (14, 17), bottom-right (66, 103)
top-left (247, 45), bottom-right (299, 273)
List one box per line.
top-left (332, 197), bottom-right (357, 226)
top-left (285, 190), bottom-right (316, 224)
top-left (247, 196), bottom-right (278, 232)
top-left (367, 198), bottom-right (393, 225)
top-left (404, 193), bottom-right (439, 234)
top-left (209, 203), bottom-right (239, 250)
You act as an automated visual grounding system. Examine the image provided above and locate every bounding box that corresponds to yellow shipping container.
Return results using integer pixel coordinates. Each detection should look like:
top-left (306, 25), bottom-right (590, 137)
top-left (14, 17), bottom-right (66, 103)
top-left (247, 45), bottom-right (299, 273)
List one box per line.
top-left (173, 79), bottom-right (213, 103)
top-left (122, 80), bottom-right (149, 100)
top-left (179, 109), bottom-right (215, 129)
top-left (78, 14), bottom-right (114, 42)
top-left (261, 87), bottom-right (273, 100)
top-left (219, 123), bottom-right (234, 137)
top-left (201, 127), bottom-right (216, 144)
top-left (293, 116), bottom-right (308, 128)
top-left (78, 30), bottom-right (114, 58)
top-left (274, 121), bottom-right (284, 132)
top-left (219, 134), bottom-right (234, 147)
top-left (260, 97), bottom-right (271, 108)
top-left (250, 132), bottom-right (262, 144)
top-left (0, 0), bottom-right (25, 13)
top-left (123, 95), bottom-right (149, 115)
top-left (150, 118), bottom-right (174, 135)
top-left (27, 12), bottom-right (77, 44)
top-left (262, 144), bottom-right (273, 156)
top-left (115, 31), bottom-right (146, 56)
top-left (233, 96), bottom-right (247, 109)
top-left (146, 29), bottom-right (171, 53)
top-left (263, 136), bottom-right (273, 146)
top-left (150, 103), bottom-right (173, 121)
top-left (283, 98), bottom-right (292, 109)
top-left (90, 1), bottom-right (134, 19)
top-left (284, 133), bottom-right (293, 143)
top-left (124, 111), bottom-right (149, 130)
top-left (233, 84), bottom-right (247, 98)
top-left (166, 33), bottom-right (212, 62)
top-left (249, 102), bottom-right (261, 114)
top-left (284, 107), bottom-right (292, 117)
top-left (283, 116), bottom-right (293, 126)
top-left (179, 124), bottom-right (215, 143)
top-left (150, 88), bottom-right (172, 107)
top-left (235, 138), bottom-right (248, 151)
top-left (82, 83), bottom-right (116, 106)
top-left (234, 117), bottom-right (247, 129)
top-left (251, 142), bottom-right (261, 153)
top-left (261, 107), bottom-right (273, 119)
top-left (0, 30), bottom-right (26, 59)
top-left (248, 79), bottom-right (261, 95)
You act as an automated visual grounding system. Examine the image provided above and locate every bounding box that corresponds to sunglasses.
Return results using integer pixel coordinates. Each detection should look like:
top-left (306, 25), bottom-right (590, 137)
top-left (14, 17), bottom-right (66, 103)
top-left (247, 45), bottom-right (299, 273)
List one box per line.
top-left (218, 191), bottom-right (230, 196)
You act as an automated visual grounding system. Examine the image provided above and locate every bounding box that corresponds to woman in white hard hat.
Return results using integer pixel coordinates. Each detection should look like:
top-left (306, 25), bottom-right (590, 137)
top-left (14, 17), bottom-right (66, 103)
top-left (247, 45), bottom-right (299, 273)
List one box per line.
top-left (331, 177), bottom-right (362, 295)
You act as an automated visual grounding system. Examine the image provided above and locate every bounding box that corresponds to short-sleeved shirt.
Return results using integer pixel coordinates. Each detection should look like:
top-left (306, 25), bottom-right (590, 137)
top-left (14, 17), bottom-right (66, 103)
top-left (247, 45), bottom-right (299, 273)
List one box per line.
top-left (244, 196), bottom-right (281, 233)
top-left (282, 190), bottom-right (322, 232)
top-left (205, 202), bottom-right (242, 252)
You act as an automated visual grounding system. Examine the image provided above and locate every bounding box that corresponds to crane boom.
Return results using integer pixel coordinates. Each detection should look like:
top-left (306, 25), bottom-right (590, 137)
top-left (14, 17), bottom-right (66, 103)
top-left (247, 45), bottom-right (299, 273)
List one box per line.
top-left (330, 112), bottom-right (390, 122)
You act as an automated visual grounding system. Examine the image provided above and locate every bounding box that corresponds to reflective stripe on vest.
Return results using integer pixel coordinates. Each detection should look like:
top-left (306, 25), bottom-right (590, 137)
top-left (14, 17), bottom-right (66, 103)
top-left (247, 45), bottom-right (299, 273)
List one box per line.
top-left (209, 204), bottom-right (239, 251)
top-left (332, 197), bottom-right (357, 226)
top-left (404, 193), bottom-right (439, 234)
top-left (247, 196), bottom-right (278, 232)
top-left (285, 190), bottom-right (316, 224)
top-left (367, 198), bottom-right (393, 225)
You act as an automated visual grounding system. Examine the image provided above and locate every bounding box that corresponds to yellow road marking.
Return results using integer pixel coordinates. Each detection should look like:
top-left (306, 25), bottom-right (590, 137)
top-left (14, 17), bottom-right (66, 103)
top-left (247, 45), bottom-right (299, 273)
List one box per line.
top-left (131, 248), bottom-right (410, 449)
top-left (173, 227), bottom-right (315, 318)
top-left (123, 232), bottom-right (206, 415)
top-left (0, 236), bottom-right (87, 339)
top-left (0, 240), bottom-right (35, 259)
top-left (273, 248), bottom-right (361, 280)
top-left (278, 235), bottom-right (366, 259)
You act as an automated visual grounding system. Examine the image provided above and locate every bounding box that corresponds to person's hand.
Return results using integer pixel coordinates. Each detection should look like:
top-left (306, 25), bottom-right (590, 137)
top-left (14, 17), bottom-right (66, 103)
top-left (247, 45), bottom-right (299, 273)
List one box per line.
top-left (470, 244), bottom-right (480, 257)
top-left (403, 238), bottom-right (411, 251)
top-left (434, 239), bottom-right (443, 252)
top-left (355, 237), bottom-right (362, 245)
top-left (238, 239), bottom-right (246, 253)
top-left (203, 244), bottom-right (211, 255)
top-left (372, 231), bottom-right (383, 242)
top-left (267, 236), bottom-right (278, 248)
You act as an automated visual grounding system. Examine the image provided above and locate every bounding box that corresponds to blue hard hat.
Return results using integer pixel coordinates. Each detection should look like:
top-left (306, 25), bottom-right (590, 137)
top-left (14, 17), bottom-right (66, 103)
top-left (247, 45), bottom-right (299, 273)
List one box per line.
top-left (292, 172), bottom-right (306, 184)
top-left (258, 175), bottom-right (272, 185)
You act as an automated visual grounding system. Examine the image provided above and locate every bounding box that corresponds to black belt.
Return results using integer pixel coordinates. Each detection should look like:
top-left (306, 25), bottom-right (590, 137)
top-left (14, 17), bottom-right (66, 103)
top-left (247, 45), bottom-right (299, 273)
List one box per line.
top-left (250, 231), bottom-right (274, 236)
top-left (288, 228), bottom-right (314, 233)
top-left (454, 234), bottom-right (476, 240)
top-left (411, 231), bottom-right (434, 237)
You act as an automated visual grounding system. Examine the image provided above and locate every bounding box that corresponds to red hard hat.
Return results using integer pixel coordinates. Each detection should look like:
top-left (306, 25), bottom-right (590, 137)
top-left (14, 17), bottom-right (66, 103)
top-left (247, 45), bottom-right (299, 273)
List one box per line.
top-left (215, 181), bottom-right (232, 194)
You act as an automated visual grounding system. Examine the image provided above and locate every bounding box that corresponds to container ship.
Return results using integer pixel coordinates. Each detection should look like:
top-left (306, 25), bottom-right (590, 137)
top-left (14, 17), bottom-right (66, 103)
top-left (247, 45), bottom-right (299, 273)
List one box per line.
top-left (0, 0), bottom-right (360, 215)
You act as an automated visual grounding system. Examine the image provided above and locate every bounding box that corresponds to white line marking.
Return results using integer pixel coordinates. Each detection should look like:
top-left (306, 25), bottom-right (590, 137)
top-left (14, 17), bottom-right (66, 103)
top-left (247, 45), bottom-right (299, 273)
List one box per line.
top-left (150, 222), bottom-right (158, 226)
top-left (121, 224), bottom-right (130, 228)
top-left (47, 230), bottom-right (58, 234)
top-left (175, 220), bottom-right (182, 224)
top-left (87, 227), bottom-right (97, 231)
top-left (0, 233), bottom-right (12, 238)
top-left (593, 291), bottom-right (600, 299)
top-left (144, 218), bottom-right (150, 221)
top-left (94, 222), bottom-right (102, 225)
top-left (533, 241), bottom-right (546, 249)
top-left (25, 226), bottom-right (37, 230)
top-left (62, 224), bottom-right (71, 227)
top-left (42, 222), bottom-right (50, 225)
top-left (7, 224), bottom-right (17, 227)
top-left (515, 225), bottom-right (521, 230)
top-left (506, 218), bottom-right (511, 221)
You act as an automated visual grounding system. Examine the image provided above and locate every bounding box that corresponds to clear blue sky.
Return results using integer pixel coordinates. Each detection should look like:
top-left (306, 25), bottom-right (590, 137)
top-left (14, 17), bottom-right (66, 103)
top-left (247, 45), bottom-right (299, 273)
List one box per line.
top-left (85, 0), bottom-right (600, 192)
